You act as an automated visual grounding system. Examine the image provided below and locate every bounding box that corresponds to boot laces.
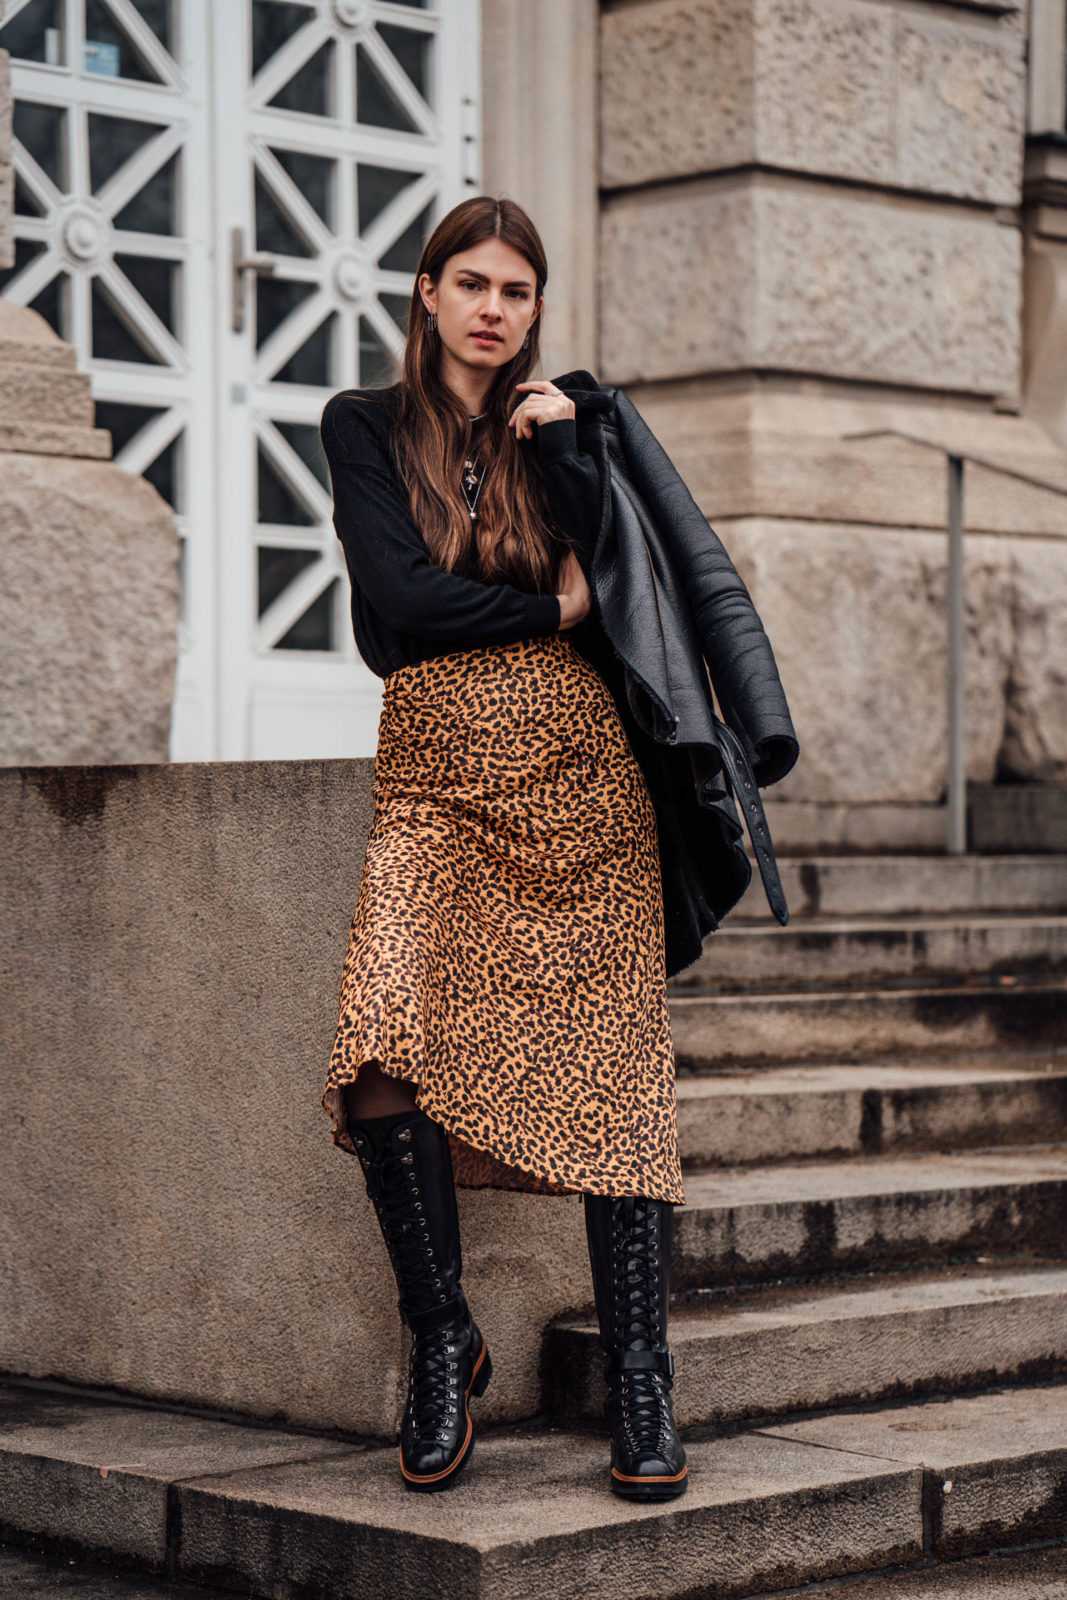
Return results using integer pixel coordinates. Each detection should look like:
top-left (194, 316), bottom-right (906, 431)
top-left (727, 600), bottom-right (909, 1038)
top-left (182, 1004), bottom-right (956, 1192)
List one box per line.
top-left (361, 1143), bottom-right (443, 1316)
top-left (611, 1199), bottom-right (675, 1453)
top-left (407, 1320), bottom-right (466, 1444)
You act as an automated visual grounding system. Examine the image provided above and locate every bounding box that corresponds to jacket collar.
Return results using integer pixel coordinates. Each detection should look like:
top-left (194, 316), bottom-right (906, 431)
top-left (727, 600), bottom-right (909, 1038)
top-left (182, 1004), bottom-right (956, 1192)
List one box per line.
top-left (549, 369), bottom-right (617, 415)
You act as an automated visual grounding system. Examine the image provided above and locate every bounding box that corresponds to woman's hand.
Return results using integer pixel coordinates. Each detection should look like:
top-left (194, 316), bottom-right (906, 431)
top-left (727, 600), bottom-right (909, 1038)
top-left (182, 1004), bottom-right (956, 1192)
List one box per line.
top-left (556, 547), bottom-right (592, 630)
top-left (507, 380), bottom-right (576, 440)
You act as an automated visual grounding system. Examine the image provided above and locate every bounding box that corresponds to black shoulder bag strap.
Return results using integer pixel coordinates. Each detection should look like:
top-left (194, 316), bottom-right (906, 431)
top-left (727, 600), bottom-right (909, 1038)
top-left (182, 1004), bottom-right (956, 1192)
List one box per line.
top-left (713, 717), bottom-right (790, 926)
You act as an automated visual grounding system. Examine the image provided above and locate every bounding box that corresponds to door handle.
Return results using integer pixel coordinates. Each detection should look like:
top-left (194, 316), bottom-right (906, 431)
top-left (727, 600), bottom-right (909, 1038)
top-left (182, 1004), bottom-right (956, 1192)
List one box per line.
top-left (231, 226), bottom-right (276, 334)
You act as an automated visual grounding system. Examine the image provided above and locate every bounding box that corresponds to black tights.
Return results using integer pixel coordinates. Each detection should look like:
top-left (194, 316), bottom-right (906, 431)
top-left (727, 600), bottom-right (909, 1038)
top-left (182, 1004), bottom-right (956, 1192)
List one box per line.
top-left (343, 1059), bottom-right (419, 1124)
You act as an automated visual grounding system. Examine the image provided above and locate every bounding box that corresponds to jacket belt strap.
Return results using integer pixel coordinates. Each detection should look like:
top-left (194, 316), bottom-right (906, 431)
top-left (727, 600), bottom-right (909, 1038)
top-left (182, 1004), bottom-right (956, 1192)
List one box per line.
top-left (713, 719), bottom-right (790, 926)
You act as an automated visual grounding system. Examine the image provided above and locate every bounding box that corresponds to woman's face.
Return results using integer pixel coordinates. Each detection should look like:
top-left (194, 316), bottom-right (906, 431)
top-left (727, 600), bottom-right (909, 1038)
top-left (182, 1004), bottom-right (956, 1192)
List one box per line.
top-left (418, 237), bottom-right (541, 377)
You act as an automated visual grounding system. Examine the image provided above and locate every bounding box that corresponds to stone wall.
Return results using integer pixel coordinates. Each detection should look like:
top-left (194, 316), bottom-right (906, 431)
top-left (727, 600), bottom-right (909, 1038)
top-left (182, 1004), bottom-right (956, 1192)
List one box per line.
top-left (0, 761), bottom-right (591, 1436)
top-left (598, 0), bottom-right (1067, 805)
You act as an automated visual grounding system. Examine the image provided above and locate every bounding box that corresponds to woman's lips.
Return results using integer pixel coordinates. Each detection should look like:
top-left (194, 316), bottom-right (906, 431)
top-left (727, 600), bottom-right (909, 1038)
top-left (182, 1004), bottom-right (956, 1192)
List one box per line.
top-left (472, 333), bottom-right (502, 345)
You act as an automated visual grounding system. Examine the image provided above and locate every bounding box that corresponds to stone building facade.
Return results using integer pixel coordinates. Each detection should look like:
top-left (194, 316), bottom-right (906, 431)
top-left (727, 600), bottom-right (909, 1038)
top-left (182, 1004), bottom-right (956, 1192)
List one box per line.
top-left (2, 0), bottom-right (1066, 824)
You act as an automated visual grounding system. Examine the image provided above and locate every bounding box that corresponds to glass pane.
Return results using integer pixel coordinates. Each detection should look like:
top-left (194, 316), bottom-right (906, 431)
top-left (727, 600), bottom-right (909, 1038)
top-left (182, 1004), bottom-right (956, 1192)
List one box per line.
top-left (132, 0), bottom-right (175, 56)
top-left (0, 237), bottom-right (46, 294)
top-left (251, 0), bottom-right (315, 78)
top-left (275, 419), bottom-right (329, 490)
top-left (114, 253), bottom-right (179, 337)
top-left (268, 40), bottom-right (334, 117)
top-left (0, 0), bottom-right (65, 64)
top-left (92, 399), bottom-right (167, 456)
top-left (91, 275), bottom-right (165, 364)
top-left (257, 443), bottom-right (314, 524)
top-left (356, 163), bottom-right (417, 235)
top-left (84, 0), bottom-right (165, 82)
top-left (30, 270), bottom-right (69, 339)
top-left (376, 23), bottom-right (430, 104)
top-left (144, 433), bottom-right (182, 510)
top-left (378, 202), bottom-right (432, 273)
top-left (254, 172), bottom-right (313, 258)
top-left (258, 547), bottom-right (317, 615)
top-left (379, 292), bottom-right (410, 337)
top-left (112, 151), bottom-right (180, 235)
top-left (358, 314), bottom-right (394, 388)
top-left (255, 275), bottom-right (316, 350)
top-left (87, 113), bottom-right (160, 195)
top-left (276, 579), bottom-right (337, 650)
top-left (272, 147), bottom-right (334, 229)
top-left (275, 312), bottom-right (335, 385)
top-left (356, 44), bottom-right (418, 132)
top-left (13, 101), bottom-right (67, 191)
top-left (14, 173), bottom-right (48, 217)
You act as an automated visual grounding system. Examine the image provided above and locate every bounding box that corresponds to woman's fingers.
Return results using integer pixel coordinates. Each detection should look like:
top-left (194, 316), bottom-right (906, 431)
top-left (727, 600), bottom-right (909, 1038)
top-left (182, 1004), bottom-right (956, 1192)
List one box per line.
top-left (507, 382), bottom-right (576, 436)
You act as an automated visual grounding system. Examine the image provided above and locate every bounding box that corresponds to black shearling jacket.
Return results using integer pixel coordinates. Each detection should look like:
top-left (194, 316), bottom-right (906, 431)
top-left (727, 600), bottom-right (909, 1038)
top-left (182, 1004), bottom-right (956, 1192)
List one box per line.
top-left (545, 369), bottom-right (799, 980)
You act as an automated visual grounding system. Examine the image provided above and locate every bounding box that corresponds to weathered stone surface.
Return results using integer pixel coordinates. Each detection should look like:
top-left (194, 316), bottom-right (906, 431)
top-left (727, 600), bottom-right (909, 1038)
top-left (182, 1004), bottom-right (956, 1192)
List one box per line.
top-left (770, 1383), bottom-right (1067, 1558)
top-left (600, 0), bottom-right (1025, 205)
top-left (970, 783), bottom-right (1067, 852)
top-left (549, 1262), bottom-right (1067, 1427)
top-left (0, 1545), bottom-right (224, 1599)
top-left (672, 1147), bottom-right (1067, 1287)
top-left (0, 1386), bottom-right (355, 1567)
top-left (675, 913), bottom-right (1067, 994)
top-left (673, 1060), bottom-right (1067, 1166)
top-left (619, 386), bottom-right (1067, 538)
top-left (0, 763), bottom-right (591, 1436)
top-left (715, 520), bottom-right (1014, 804)
top-left (999, 540), bottom-right (1067, 781)
top-left (670, 983), bottom-right (1067, 1071)
top-left (800, 1544), bottom-right (1067, 1600)
top-left (178, 1428), bottom-right (918, 1600)
top-left (600, 178), bottom-right (1021, 393)
top-left (732, 852), bottom-right (1067, 919)
top-left (0, 452), bottom-right (180, 764)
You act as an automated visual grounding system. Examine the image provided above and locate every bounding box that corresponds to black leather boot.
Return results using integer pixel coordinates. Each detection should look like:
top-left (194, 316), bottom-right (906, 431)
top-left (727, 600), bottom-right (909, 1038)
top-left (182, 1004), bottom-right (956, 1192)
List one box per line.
top-left (583, 1193), bottom-right (688, 1500)
top-left (350, 1107), bottom-right (492, 1492)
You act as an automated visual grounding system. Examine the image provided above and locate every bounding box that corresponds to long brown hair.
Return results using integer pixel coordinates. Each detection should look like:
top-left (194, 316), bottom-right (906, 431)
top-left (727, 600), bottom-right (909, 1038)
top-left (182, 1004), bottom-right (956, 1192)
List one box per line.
top-left (391, 196), bottom-right (570, 594)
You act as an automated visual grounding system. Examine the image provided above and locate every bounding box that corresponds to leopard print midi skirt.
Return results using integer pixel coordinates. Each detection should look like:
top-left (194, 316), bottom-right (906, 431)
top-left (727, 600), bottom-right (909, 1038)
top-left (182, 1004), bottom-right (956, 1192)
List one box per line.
top-left (321, 630), bottom-right (684, 1203)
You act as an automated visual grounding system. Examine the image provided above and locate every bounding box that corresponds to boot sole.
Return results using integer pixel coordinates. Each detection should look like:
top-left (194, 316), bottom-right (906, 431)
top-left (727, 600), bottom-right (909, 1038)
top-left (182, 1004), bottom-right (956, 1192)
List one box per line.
top-left (400, 1340), bottom-right (492, 1494)
top-left (610, 1463), bottom-right (689, 1501)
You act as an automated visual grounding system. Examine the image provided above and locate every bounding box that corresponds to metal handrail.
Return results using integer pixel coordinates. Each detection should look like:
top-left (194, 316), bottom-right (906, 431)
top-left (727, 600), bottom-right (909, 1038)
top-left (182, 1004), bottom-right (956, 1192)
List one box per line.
top-left (841, 429), bottom-right (1067, 854)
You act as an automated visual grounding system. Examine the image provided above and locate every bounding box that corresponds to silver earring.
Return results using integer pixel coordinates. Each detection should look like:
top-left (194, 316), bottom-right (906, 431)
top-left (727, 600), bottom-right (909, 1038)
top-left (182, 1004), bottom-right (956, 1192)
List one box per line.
top-left (426, 311), bottom-right (438, 334)
top-left (522, 329), bottom-right (530, 350)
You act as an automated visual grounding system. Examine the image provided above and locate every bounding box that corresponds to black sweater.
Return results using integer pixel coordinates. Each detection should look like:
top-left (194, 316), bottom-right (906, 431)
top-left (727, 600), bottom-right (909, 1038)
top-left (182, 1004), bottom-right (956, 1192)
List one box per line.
top-left (319, 383), bottom-right (602, 679)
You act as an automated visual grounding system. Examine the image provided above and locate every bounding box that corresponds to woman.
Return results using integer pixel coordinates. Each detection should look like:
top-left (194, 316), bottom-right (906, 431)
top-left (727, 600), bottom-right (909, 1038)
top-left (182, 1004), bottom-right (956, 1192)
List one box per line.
top-left (320, 195), bottom-right (687, 1501)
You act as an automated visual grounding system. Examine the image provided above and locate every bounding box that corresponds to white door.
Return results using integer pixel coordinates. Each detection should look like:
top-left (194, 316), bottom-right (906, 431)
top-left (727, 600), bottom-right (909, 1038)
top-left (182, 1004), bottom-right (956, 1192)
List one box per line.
top-left (0, 0), bottom-right (481, 760)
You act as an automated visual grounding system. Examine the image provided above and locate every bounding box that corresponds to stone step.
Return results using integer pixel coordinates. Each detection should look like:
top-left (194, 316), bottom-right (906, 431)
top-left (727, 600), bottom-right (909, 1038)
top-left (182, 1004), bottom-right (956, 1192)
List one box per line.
top-left (675, 1056), bottom-right (1067, 1168)
top-left (669, 982), bottom-right (1067, 1070)
top-left (547, 1261), bottom-right (1067, 1428)
top-left (734, 855), bottom-right (1067, 920)
top-left (672, 1146), bottom-right (1067, 1291)
top-left (5, 1543), bottom-right (1067, 1600)
top-left (791, 1546), bottom-right (1067, 1600)
top-left (669, 914), bottom-right (1067, 994)
top-left (3, 1380), bottom-right (1067, 1598)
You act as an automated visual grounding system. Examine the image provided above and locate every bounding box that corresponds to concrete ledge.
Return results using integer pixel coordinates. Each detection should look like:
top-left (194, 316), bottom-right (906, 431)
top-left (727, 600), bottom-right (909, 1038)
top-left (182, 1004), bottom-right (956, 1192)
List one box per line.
top-left (0, 762), bottom-right (592, 1435)
top-left (770, 1384), bottom-right (1067, 1560)
top-left (675, 1058), bottom-right (1067, 1167)
top-left (5, 1379), bottom-right (1067, 1598)
top-left (970, 784), bottom-right (1067, 853)
top-left (548, 1262), bottom-right (1067, 1427)
top-left (674, 1147), bottom-right (1067, 1289)
top-left (669, 983), bottom-right (1067, 1068)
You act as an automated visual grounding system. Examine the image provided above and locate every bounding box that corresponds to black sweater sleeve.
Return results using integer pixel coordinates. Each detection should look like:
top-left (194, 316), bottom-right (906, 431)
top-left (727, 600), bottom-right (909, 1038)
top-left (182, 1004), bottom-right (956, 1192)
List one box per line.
top-left (322, 393), bottom-right (562, 644)
top-left (534, 417), bottom-right (602, 562)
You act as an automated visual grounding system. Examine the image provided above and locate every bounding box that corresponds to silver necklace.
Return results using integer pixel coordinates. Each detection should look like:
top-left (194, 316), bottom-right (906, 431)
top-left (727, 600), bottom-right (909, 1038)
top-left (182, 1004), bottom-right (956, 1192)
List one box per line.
top-left (462, 414), bottom-right (488, 521)
top-left (461, 454), bottom-right (488, 521)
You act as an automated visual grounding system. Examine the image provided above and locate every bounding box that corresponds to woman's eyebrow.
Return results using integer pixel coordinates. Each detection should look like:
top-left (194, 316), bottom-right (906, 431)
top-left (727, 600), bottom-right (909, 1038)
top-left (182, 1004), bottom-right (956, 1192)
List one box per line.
top-left (454, 267), bottom-right (534, 289)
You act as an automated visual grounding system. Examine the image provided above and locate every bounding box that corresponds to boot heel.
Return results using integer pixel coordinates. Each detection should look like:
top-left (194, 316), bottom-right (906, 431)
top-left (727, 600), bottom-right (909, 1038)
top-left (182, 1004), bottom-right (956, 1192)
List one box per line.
top-left (471, 1344), bottom-right (492, 1398)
